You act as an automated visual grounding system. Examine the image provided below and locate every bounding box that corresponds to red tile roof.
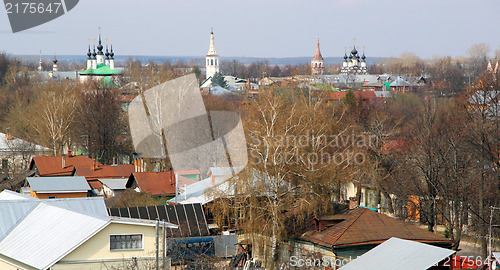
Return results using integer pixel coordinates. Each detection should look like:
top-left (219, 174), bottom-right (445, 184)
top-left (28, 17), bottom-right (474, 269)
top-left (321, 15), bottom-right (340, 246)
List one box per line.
top-left (126, 172), bottom-right (197, 197)
top-left (30, 155), bottom-right (98, 176)
top-left (300, 207), bottom-right (451, 248)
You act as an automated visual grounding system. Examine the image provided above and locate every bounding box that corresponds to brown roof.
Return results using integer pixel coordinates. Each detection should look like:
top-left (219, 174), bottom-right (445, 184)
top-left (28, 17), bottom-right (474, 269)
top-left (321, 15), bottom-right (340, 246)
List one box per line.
top-left (30, 155), bottom-right (97, 176)
top-left (75, 164), bottom-right (134, 181)
top-left (126, 172), bottom-right (197, 197)
top-left (300, 207), bottom-right (451, 248)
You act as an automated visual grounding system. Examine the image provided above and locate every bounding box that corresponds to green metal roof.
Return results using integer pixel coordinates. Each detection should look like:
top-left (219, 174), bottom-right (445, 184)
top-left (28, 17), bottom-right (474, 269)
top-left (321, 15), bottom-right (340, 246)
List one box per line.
top-left (79, 63), bottom-right (121, 75)
top-left (384, 82), bottom-right (392, 90)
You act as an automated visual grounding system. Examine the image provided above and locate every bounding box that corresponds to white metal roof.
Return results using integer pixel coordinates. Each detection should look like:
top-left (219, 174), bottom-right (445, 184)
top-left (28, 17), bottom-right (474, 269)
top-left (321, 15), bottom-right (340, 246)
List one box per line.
top-left (0, 200), bottom-right (39, 238)
top-left (99, 178), bottom-right (128, 190)
top-left (341, 237), bottom-right (455, 270)
top-left (27, 176), bottom-right (91, 193)
top-left (0, 132), bottom-right (51, 152)
top-left (0, 202), bottom-right (110, 270)
top-left (0, 191), bottom-right (178, 270)
top-left (0, 190), bottom-right (107, 217)
top-left (208, 166), bottom-right (245, 177)
top-left (0, 189), bottom-right (36, 200)
top-left (44, 197), bottom-right (108, 217)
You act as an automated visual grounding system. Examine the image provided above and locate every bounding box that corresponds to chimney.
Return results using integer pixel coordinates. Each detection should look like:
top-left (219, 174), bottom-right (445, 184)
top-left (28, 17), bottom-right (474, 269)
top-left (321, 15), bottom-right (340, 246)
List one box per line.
top-left (62, 156), bottom-right (66, 168)
top-left (5, 132), bottom-right (13, 140)
top-left (92, 159), bottom-right (96, 171)
top-left (133, 159), bottom-right (138, 173)
top-left (170, 170), bottom-right (174, 185)
top-left (67, 150), bottom-right (72, 157)
top-left (349, 197), bottom-right (359, 210)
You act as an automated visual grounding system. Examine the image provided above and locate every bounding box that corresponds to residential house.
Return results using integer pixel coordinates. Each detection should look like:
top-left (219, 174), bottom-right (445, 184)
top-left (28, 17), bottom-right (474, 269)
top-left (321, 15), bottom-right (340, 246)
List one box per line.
top-left (291, 207), bottom-right (452, 268)
top-left (29, 151), bottom-right (96, 177)
top-left (341, 237), bottom-right (455, 270)
top-left (0, 132), bottom-right (51, 175)
top-left (26, 176), bottom-right (91, 199)
top-left (326, 91), bottom-right (378, 102)
top-left (108, 204), bottom-right (221, 263)
top-left (74, 163), bottom-right (134, 194)
top-left (0, 190), bottom-right (178, 270)
top-left (126, 171), bottom-right (197, 197)
top-left (99, 178), bottom-right (128, 198)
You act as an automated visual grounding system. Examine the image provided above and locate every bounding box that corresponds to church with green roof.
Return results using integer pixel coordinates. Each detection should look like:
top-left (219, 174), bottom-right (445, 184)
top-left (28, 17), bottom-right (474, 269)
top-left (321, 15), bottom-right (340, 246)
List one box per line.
top-left (79, 31), bottom-right (121, 85)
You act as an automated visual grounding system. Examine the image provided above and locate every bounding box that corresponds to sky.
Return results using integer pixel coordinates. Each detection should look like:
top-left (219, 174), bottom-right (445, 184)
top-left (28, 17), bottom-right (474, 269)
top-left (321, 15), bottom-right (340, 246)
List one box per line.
top-left (0, 0), bottom-right (499, 59)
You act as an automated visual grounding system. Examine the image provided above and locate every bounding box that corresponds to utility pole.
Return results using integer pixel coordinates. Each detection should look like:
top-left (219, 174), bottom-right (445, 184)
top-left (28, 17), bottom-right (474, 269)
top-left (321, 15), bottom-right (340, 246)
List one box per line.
top-left (156, 219), bottom-right (159, 270)
top-left (175, 173), bottom-right (179, 204)
top-left (162, 219), bottom-right (166, 270)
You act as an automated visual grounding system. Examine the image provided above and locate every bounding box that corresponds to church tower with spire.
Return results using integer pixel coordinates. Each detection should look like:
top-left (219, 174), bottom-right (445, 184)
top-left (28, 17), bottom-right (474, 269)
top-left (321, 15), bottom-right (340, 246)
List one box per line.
top-left (79, 27), bottom-right (121, 83)
top-left (311, 38), bottom-right (325, 75)
top-left (206, 30), bottom-right (219, 79)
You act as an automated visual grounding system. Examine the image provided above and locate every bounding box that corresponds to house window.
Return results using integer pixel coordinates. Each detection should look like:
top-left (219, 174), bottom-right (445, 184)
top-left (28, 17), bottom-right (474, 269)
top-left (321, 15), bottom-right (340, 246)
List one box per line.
top-left (48, 196), bottom-right (56, 199)
top-left (110, 234), bottom-right (143, 250)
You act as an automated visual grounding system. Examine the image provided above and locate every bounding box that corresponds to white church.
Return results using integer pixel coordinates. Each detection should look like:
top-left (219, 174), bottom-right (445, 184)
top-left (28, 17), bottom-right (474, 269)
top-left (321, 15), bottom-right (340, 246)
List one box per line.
top-left (200, 30), bottom-right (258, 93)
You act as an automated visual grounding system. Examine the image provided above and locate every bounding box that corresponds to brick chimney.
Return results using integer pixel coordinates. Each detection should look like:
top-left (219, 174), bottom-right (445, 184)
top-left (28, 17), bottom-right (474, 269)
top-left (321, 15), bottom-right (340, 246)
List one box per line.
top-left (5, 132), bottom-right (13, 140)
top-left (349, 197), bottom-right (359, 209)
top-left (92, 159), bottom-right (97, 171)
top-left (67, 150), bottom-right (72, 157)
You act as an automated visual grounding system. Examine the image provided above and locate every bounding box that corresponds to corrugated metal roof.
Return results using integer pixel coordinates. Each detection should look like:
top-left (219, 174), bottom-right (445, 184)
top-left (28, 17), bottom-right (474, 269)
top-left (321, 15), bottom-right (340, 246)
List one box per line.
top-left (99, 178), bottom-right (129, 190)
top-left (341, 237), bottom-right (455, 270)
top-left (0, 190), bottom-right (107, 217)
top-left (45, 197), bottom-right (108, 217)
top-left (0, 190), bottom-right (35, 200)
top-left (27, 176), bottom-right (90, 192)
top-left (0, 133), bottom-right (50, 152)
top-left (0, 202), bottom-right (110, 270)
top-left (0, 192), bottom-right (178, 269)
top-left (0, 200), bottom-right (38, 238)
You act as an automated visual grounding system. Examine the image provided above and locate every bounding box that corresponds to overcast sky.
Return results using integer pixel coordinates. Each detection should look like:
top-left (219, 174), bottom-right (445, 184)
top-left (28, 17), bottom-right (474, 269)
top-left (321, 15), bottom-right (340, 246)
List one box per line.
top-left (0, 0), bottom-right (499, 59)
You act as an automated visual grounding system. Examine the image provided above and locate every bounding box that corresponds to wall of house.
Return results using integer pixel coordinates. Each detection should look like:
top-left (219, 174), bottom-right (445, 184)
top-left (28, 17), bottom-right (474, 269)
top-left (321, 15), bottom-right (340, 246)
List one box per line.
top-left (53, 223), bottom-right (161, 270)
top-left (30, 191), bottom-right (88, 199)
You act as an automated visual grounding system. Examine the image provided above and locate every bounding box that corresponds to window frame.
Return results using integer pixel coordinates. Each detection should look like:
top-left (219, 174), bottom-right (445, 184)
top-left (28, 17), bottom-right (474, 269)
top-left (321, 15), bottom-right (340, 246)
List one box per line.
top-left (109, 234), bottom-right (144, 251)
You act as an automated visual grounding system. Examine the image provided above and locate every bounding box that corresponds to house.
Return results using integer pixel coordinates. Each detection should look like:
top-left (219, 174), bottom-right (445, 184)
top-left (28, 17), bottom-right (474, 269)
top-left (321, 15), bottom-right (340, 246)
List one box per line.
top-left (29, 151), bottom-right (96, 177)
top-left (0, 132), bottom-right (51, 174)
top-left (99, 178), bottom-right (128, 198)
top-left (74, 163), bottom-right (134, 193)
top-left (326, 91), bottom-right (378, 102)
top-left (126, 171), bottom-right (197, 197)
top-left (26, 176), bottom-right (91, 199)
top-left (0, 190), bottom-right (178, 270)
top-left (294, 207), bottom-right (452, 266)
top-left (341, 237), bottom-right (455, 270)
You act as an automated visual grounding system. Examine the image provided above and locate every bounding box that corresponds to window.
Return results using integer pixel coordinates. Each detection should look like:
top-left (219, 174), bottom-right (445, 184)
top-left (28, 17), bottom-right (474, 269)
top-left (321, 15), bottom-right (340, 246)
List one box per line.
top-left (110, 234), bottom-right (143, 250)
top-left (48, 196), bottom-right (56, 199)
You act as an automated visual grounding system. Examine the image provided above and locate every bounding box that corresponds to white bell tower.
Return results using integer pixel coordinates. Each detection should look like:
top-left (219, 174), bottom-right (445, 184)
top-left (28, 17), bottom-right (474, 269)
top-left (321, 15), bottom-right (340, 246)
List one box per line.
top-left (206, 29), bottom-right (219, 79)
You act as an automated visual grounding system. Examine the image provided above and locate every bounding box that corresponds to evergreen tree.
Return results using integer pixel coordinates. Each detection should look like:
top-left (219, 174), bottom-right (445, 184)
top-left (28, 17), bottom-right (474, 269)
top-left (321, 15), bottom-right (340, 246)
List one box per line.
top-left (211, 72), bottom-right (228, 88)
